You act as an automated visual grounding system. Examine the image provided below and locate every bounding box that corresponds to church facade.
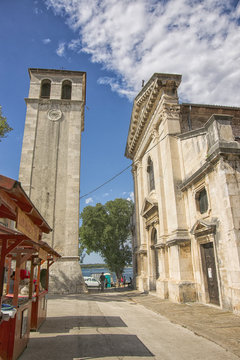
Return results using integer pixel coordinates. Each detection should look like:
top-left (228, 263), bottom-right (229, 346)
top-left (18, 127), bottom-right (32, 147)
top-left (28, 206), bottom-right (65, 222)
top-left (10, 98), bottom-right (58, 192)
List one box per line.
top-left (125, 73), bottom-right (240, 313)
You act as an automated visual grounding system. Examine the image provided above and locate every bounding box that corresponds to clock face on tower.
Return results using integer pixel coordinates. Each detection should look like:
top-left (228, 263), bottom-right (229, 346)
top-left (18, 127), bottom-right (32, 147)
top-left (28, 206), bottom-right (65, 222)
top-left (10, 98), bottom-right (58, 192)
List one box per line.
top-left (47, 109), bottom-right (62, 122)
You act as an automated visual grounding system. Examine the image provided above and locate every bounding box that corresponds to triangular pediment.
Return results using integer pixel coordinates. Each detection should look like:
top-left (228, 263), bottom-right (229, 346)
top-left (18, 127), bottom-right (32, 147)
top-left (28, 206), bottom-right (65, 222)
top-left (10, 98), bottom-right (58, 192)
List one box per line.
top-left (191, 219), bottom-right (216, 237)
top-left (141, 197), bottom-right (158, 219)
top-left (125, 73), bottom-right (182, 159)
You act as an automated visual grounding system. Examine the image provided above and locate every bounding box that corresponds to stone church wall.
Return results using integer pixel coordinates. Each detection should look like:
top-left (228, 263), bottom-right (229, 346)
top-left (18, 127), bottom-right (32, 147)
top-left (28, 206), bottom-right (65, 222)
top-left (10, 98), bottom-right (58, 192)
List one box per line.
top-left (126, 72), bottom-right (240, 314)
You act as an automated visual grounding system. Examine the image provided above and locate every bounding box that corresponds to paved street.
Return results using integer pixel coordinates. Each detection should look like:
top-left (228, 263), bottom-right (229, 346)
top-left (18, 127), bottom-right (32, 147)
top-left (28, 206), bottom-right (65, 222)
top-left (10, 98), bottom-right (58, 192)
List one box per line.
top-left (20, 290), bottom-right (239, 360)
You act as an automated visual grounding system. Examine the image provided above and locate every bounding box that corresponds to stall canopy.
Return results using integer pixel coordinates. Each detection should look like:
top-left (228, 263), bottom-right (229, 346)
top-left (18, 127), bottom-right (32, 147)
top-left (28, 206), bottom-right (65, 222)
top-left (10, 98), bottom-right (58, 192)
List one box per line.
top-left (0, 174), bottom-right (51, 235)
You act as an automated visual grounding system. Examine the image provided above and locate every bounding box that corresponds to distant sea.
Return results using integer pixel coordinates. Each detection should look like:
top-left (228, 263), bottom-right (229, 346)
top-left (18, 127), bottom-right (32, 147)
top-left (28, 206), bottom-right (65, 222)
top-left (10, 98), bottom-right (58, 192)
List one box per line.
top-left (81, 266), bottom-right (133, 283)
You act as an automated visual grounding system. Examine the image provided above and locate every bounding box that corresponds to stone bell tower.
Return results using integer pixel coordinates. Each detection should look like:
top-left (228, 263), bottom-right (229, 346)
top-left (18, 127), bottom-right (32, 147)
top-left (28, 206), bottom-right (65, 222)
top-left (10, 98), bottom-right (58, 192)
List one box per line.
top-left (19, 68), bottom-right (86, 293)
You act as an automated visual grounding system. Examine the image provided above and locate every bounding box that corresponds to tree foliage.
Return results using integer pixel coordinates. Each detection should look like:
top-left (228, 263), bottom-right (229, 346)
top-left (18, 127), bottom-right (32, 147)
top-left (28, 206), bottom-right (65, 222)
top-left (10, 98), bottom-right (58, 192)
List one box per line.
top-left (78, 241), bottom-right (86, 264)
top-left (79, 198), bottom-right (134, 280)
top-left (0, 106), bottom-right (12, 141)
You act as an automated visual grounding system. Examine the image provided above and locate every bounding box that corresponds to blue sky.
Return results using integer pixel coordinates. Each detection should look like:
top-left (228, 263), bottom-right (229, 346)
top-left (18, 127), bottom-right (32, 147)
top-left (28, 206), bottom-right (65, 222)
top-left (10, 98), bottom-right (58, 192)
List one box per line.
top-left (0, 0), bottom-right (240, 262)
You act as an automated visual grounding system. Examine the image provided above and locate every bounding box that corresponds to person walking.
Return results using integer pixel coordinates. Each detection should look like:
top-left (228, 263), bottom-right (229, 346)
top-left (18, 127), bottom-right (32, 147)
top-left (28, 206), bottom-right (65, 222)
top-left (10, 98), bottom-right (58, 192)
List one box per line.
top-left (100, 272), bottom-right (106, 292)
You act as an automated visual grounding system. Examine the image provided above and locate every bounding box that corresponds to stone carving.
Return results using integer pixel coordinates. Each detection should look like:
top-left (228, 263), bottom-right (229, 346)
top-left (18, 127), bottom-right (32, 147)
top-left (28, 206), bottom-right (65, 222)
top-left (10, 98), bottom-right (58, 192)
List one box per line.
top-left (47, 109), bottom-right (62, 122)
top-left (160, 103), bottom-right (180, 122)
top-left (151, 125), bottom-right (159, 142)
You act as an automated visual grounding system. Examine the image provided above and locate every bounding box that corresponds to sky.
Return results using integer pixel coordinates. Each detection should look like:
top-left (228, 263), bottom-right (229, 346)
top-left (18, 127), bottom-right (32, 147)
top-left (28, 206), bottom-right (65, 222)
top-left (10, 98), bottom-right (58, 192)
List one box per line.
top-left (0, 0), bottom-right (240, 262)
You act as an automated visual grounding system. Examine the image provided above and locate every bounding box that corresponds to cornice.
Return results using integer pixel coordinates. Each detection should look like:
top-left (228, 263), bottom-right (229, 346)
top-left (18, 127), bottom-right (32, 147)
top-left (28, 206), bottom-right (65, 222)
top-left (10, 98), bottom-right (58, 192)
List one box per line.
top-left (178, 127), bottom-right (206, 140)
top-left (125, 73), bottom-right (181, 159)
top-left (155, 242), bottom-right (166, 249)
top-left (181, 102), bottom-right (240, 111)
top-left (141, 198), bottom-right (158, 219)
top-left (25, 98), bottom-right (84, 105)
top-left (29, 68), bottom-right (86, 77)
top-left (166, 238), bottom-right (191, 247)
top-left (127, 78), bottom-right (159, 158)
top-left (180, 142), bottom-right (240, 191)
top-left (191, 219), bottom-right (217, 238)
top-left (166, 229), bottom-right (190, 247)
top-left (136, 244), bottom-right (148, 255)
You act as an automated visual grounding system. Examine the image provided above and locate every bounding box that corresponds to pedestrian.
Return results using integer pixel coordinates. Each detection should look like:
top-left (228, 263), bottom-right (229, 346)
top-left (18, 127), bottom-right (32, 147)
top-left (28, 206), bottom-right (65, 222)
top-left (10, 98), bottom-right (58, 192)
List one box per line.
top-left (128, 277), bottom-right (133, 288)
top-left (100, 272), bottom-right (106, 292)
top-left (123, 276), bottom-right (126, 286)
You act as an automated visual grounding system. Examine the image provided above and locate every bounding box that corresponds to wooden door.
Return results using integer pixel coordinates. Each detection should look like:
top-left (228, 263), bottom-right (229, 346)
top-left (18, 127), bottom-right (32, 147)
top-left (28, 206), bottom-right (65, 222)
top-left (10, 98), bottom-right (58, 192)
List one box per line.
top-left (201, 243), bottom-right (219, 305)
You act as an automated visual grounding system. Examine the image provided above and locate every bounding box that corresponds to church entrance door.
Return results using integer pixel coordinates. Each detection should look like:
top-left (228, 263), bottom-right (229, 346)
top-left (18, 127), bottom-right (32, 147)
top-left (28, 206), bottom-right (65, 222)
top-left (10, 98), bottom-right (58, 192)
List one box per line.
top-left (201, 242), bottom-right (219, 305)
top-left (149, 228), bottom-right (159, 291)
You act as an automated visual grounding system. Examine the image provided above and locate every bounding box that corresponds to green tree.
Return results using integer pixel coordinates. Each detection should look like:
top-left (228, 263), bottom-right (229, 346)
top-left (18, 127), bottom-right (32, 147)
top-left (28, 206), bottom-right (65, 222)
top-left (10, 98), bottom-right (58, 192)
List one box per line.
top-left (79, 198), bottom-right (133, 281)
top-left (0, 106), bottom-right (12, 141)
top-left (78, 239), bottom-right (86, 264)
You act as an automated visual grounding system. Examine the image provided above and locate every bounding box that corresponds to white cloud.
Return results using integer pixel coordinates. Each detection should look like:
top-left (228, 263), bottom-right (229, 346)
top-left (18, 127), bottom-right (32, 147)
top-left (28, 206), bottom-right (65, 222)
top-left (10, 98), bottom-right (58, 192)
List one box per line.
top-left (98, 77), bottom-right (135, 98)
top-left (127, 192), bottom-right (134, 202)
top-left (56, 41), bottom-right (66, 57)
top-left (68, 39), bottom-right (81, 51)
top-left (103, 192), bottom-right (109, 197)
top-left (85, 197), bottom-right (93, 204)
top-left (46, 0), bottom-right (240, 105)
top-left (42, 38), bottom-right (51, 44)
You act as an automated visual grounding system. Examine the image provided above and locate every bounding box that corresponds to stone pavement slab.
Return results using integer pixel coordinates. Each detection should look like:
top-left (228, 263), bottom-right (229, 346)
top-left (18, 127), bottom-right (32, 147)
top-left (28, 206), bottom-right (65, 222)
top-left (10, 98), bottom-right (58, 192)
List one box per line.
top-left (18, 290), bottom-right (240, 360)
top-left (126, 291), bottom-right (240, 358)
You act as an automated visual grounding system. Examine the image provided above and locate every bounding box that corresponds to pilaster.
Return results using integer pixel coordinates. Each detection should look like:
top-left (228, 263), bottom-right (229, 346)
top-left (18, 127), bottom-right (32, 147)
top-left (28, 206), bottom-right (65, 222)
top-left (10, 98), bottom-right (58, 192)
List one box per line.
top-left (158, 95), bottom-right (188, 236)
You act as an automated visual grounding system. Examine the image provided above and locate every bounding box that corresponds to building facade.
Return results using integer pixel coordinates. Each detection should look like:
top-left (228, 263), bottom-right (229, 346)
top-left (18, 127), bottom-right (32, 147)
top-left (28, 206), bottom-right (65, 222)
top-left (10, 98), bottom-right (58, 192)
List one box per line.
top-left (125, 73), bottom-right (240, 313)
top-left (19, 68), bottom-right (86, 293)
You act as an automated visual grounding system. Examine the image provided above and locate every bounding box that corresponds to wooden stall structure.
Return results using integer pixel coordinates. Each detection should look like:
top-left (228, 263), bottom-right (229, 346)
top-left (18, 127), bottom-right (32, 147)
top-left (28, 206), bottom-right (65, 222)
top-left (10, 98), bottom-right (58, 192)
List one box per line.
top-left (30, 241), bottom-right (60, 331)
top-left (0, 175), bottom-right (60, 360)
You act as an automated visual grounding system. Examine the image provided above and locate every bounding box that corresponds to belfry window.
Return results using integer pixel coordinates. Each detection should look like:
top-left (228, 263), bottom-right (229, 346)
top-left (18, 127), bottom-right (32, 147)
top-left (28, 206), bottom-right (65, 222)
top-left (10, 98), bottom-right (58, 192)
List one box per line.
top-left (196, 187), bottom-right (208, 214)
top-left (40, 79), bottom-right (51, 99)
top-left (61, 80), bottom-right (72, 100)
top-left (147, 157), bottom-right (155, 192)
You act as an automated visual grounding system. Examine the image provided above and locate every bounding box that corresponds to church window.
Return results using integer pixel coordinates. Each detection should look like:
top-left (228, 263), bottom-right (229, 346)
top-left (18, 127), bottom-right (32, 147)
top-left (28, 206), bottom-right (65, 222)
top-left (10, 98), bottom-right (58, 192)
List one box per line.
top-left (147, 157), bottom-right (155, 192)
top-left (152, 227), bottom-right (157, 245)
top-left (40, 79), bottom-right (51, 99)
top-left (61, 80), bottom-right (72, 100)
top-left (196, 187), bottom-right (208, 214)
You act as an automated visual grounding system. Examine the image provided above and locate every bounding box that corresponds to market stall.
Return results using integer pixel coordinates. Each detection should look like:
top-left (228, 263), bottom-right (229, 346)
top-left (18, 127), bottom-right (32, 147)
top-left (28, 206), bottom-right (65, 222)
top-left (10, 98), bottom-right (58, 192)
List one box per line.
top-left (30, 241), bottom-right (60, 331)
top-left (0, 175), bottom-right (59, 360)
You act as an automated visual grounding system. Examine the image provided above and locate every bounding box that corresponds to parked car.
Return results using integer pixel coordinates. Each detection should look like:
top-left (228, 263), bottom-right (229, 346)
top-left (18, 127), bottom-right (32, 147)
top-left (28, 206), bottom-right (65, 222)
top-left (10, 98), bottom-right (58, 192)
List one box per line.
top-left (84, 276), bottom-right (100, 287)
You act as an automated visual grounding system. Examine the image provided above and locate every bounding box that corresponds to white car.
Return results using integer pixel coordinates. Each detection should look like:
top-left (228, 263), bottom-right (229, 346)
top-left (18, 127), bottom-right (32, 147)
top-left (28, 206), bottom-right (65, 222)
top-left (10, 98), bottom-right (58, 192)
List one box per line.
top-left (84, 277), bottom-right (100, 287)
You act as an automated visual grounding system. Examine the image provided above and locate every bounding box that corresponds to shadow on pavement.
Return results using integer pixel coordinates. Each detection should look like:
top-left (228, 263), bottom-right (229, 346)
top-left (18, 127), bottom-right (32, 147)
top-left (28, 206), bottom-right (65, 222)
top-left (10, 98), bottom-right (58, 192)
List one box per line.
top-left (39, 316), bottom-right (127, 333)
top-left (48, 291), bottom-right (135, 303)
top-left (21, 334), bottom-right (154, 359)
